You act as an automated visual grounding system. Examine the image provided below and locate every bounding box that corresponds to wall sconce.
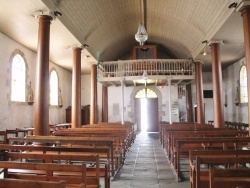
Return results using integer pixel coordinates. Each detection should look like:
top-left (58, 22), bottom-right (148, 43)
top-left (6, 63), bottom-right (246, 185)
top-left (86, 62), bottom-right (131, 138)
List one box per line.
top-left (58, 88), bottom-right (63, 108)
top-left (201, 40), bottom-right (208, 56)
top-left (235, 80), bottom-right (240, 106)
top-left (224, 90), bottom-right (227, 107)
top-left (27, 81), bottom-right (34, 105)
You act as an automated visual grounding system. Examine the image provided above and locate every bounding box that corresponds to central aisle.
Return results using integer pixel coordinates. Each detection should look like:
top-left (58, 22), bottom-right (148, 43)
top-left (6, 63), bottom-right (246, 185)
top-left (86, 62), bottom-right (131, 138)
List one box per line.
top-left (109, 132), bottom-right (189, 188)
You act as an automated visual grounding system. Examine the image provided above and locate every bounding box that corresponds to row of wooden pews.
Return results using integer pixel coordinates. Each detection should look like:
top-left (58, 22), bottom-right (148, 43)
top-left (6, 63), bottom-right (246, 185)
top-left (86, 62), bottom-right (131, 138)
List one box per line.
top-left (208, 120), bottom-right (249, 131)
top-left (0, 122), bottom-right (135, 188)
top-left (160, 122), bottom-right (250, 188)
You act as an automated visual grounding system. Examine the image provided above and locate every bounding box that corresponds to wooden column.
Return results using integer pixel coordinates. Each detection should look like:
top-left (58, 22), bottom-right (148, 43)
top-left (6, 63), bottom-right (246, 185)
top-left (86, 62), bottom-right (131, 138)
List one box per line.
top-left (34, 15), bottom-right (52, 136)
top-left (210, 42), bottom-right (224, 128)
top-left (90, 64), bottom-right (98, 124)
top-left (102, 85), bottom-right (108, 122)
top-left (186, 83), bottom-right (194, 122)
top-left (168, 79), bottom-right (172, 124)
top-left (241, 6), bottom-right (250, 135)
top-left (71, 47), bottom-right (82, 128)
top-left (195, 61), bottom-right (205, 124)
top-left (121, 79), bottom-right (125, 125)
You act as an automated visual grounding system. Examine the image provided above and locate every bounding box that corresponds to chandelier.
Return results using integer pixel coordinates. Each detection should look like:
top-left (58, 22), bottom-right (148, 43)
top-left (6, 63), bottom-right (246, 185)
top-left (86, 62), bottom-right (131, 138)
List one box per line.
top-left (135, 23), bottom-right (148, 45)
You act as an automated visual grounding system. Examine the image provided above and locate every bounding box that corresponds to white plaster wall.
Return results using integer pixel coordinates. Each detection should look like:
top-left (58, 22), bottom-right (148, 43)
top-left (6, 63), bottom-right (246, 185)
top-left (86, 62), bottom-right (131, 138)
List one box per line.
top-left (191, 57), bottom-right (248, 124)
top-left (107, 85), bottom-right (184, 123)
top-left (81, 74), bottom-right (103, 122)
top-left (192, 71), bottom-right (225, 123)
top-left (223, 58), bottom-right (248, 123)
top-left (81, 74), bottom-right (91, 106)
top-left (0, 32), bottom-right (72, 130)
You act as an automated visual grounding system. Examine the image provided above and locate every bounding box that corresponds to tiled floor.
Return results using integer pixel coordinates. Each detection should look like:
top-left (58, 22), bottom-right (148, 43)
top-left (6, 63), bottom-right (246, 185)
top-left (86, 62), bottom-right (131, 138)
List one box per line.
top-left (108, 132), bottom-right (189, 188)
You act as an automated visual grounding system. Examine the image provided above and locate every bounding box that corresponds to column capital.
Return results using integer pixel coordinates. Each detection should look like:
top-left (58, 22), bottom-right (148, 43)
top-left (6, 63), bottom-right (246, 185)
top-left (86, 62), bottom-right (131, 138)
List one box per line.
top-left (237, 1), bottom-right (250, 12)
top-left (208, 40), bottom-right (224, 46)
top-left (33, 11), bottom-right (56, 20)
top-left (90, 62), bottom-right (97, 66)
top-left (193, 59), bottom-right (204, 64)
top-left (71, 45), bottom-right (83, 51)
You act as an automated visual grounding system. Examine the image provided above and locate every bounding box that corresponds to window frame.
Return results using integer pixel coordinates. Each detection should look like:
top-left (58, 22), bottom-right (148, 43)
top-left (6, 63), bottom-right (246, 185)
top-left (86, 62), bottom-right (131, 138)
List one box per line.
top-left (239, 65), bottom-right (248, 104)
top-left (49, 69), bottom-right (59, 106)
top-left (11, 54), bottom-right (26, 102)
top-left (135, 88), bottom-right (158, 98)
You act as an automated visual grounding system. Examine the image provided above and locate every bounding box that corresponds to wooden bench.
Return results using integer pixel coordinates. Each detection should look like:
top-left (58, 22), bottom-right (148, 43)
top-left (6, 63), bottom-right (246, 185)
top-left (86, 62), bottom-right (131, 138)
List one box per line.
top-left (97, 122), bottom-right (136, 143)
top-left (0, 144), bottom-right (110, 188)
top-left (9, 136), bottom-right (119, 178)
top-left (192, 156), bottom-right (250, 188)
top-left (168, 129), bottom-right (248, 160)
top-left (172, 137), bottom-right (250, 181)
top-left (54, 128), bottom-right (127, 162)
top-left (168, 130), bottom-right (248, 166)
top-left (196, 156), bottom-right (250, 188)
top-left (160, 123), bottom-right (213, 146)
top-left (0, 179), bottom-right (68, 188)
top-left (209, 168), bottom-right (250, 188)
top-left (0, 131), bottom-right (5, 144)
top-left (85, 123), bottom-right (135, 147)
top-left (2, 152), bottom-right (101, 188)
top-left (0, 161), bottom-right (87, 188)
top-left (189, 149), bottom-right (250, 188)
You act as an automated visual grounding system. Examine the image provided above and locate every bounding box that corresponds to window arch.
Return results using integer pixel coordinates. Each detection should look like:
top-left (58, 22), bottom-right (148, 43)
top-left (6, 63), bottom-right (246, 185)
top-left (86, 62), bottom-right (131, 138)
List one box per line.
top-left (240, 65), bottom-right (248, 103)
top-left (135, 88), bottom-right (157, 98)
top-left (50, 70), bottom-right (59, 105)
top-left (11, 54), bottom-right (26, 102)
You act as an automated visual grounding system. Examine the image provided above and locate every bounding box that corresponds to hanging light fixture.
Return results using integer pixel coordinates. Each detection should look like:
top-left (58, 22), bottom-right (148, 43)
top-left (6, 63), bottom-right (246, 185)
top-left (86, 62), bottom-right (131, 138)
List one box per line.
top-left (135, 23), bottom-right (148, 46)
top-left (201, 40), bottom-right (208, 56)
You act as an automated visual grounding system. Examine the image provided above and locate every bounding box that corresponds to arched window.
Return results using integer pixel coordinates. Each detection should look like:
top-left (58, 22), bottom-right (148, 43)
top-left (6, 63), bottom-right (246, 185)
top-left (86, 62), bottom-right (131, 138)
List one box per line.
top-left (11, 54), bottom-right (26, 102)
top-left (240, 65), bottom-right (248, 103)
top-left (135, 88), bottom-right (157, 98)
top-left (50, 70), bottom-right (58, 105)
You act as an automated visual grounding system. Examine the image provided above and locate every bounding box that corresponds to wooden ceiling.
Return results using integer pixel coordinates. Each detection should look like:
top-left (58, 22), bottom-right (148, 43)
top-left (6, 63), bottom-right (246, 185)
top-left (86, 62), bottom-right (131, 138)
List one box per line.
top-left (0, 0), bottom-right (246, 73)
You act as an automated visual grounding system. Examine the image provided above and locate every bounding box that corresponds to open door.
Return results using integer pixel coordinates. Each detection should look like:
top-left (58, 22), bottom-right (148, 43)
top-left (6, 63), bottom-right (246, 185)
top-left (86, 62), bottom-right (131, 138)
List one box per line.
top-left (134, 88), bottom-right (159, 132)
top-left (147, 98), bottom-right (159, 132)
top-left (135, 98), bottom-right (141, 132)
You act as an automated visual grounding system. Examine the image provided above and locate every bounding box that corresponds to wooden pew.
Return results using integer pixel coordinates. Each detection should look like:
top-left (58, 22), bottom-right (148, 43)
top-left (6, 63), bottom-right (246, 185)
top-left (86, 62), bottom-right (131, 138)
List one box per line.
top-left (164, 128), bottom-right (238, 158)
top-left (0, 161), bottom-right (87, 188)
top-left (0, 179), bottom-right (68, 188)
top-left (173, 137), bottom-right (250, 181)
top-left (54, 128), bottom-right (128, 161)
top-left (85, 123), bottom-right (135, 147)
top-left (4, 130), bottom-right (18, 144)
top-left (189, 149), bottom-right (250, 188)
top-left (168, 129), bottom-right (248, 160)
top-left (0, 144), bottom-right (110, 188)
top-left (0, 131), bottom-right (5, 144)
top-left (209, 168), bottom-right (250, 188)
top-left (9, 136), bottom-right (119, 178)
top-left (97, 122), bottom-right (136, 143)
top-left (192, 156), bottom-right (250, 188)
top-left (160, 123), bottom-right (213, 146)
top-left (2, 152), bottom-right (100, 188)
top-left (168, 130), bottom-right (248, 167)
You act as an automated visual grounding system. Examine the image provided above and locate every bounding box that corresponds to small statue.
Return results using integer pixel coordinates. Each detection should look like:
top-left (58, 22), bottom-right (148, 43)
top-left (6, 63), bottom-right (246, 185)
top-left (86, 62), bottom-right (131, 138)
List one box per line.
top-left (58, 88), bottom-right (63, 107)
top-left (27, 81), bottom-right (34, 105)
top-left (235, 81), bottom-right (240, 106)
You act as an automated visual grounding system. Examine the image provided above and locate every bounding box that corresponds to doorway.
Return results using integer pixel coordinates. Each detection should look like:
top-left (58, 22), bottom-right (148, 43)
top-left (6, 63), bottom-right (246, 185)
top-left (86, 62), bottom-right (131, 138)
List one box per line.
top-left (135, 88), bottom-right (159, 132)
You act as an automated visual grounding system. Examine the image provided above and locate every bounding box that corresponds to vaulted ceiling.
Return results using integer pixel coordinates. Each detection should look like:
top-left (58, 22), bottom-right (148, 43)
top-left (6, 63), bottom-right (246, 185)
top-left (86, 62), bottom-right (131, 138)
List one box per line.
top-left (0, 0), bottom-right (246, 73)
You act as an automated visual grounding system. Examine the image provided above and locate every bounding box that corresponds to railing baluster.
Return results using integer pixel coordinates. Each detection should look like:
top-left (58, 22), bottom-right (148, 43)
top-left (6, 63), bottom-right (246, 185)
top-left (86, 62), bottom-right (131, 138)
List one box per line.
top-left (98, 59), bottom-right (194, 79)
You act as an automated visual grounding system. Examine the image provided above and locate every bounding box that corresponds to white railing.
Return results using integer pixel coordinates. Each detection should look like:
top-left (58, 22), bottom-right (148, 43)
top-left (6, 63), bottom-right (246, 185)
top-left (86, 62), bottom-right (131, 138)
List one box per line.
top-left (98, 59), bottom-right (195, 78)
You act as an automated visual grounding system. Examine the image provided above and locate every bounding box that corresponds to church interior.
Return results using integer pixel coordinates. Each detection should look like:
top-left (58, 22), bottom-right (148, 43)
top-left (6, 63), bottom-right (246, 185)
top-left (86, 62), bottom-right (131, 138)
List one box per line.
top-left (0, 0), bottom-right (250, 187)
